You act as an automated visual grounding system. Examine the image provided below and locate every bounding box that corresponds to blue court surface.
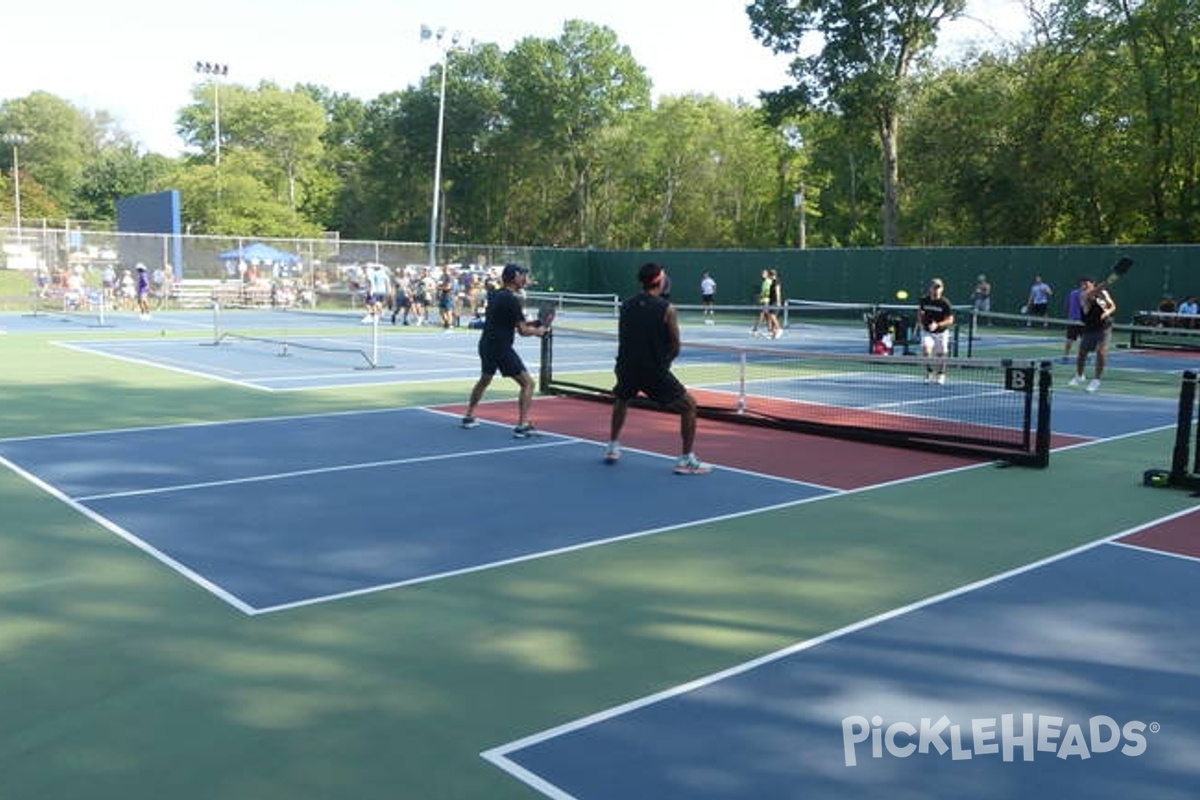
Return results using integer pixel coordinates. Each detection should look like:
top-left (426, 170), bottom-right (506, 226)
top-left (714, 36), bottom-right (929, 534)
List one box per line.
top-left (0, 408), bottom-right (832, 613)
top-left (484, 526), bottom-right (1200, 800)
top-left (52, 328), bottom-right (488, 390)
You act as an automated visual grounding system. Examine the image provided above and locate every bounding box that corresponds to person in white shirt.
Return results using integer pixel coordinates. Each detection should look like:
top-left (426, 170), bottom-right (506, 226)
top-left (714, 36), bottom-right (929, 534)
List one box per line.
top-left (699, 272), bottom-right (716, 323)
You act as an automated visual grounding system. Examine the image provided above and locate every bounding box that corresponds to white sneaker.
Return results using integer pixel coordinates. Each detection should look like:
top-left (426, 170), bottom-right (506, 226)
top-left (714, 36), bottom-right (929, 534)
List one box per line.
top-left (924, 372), bottom-right (934, 384)
top-left (936, 373), bottom-right (946, 385)
top-left (604, 443), bottom-right (621, 464)
top-left (1068, 374), bottom-right (1084, 387)
top-left (1086, 379), bottom-right (1101, 393)
top-left (674, 454), bottom-right (712, 475)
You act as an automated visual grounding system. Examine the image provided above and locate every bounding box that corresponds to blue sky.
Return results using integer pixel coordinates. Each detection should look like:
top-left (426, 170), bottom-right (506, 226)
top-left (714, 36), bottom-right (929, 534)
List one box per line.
top-left (2, 0), bottom-right (1027, 157)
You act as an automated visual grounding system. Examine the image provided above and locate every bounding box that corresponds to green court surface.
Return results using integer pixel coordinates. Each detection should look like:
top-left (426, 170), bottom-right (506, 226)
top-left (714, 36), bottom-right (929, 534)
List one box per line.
top-left (0, 321), bottom-right (1196, 800)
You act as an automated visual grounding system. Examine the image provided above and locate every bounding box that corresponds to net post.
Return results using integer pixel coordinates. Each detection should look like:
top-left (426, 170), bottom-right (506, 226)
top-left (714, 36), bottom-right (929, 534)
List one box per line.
top-left (1173, 370), bottom-right (1198, 479)
top-left (211, 300), bottom-right (221, 345)
top-left (539, 330), bottom-right (553, 393)
top-left (967, 310), bottom-right (976, 358)
top-left (1032, 360), bottom-right (1052, 467)
top-left (1193, 374), bottom-right (1200, 477)
top-left (370, 313), bottom-right (380, 368)
top-left (737, 350), bottom-right (747, 414)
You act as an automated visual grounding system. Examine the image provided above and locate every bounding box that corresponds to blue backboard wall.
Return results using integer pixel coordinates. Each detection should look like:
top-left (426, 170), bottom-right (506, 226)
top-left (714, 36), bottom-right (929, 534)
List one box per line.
top-left (116, 190), bottom-right (184, 280)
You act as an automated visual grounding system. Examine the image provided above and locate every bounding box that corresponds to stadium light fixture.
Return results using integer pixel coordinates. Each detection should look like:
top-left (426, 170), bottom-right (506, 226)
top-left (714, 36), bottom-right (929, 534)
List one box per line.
top-left (3, 132), bottom-right (28, 243)
top-left (194, 61), bottom-right (230, 166)
top-left (421, 26), bottom-right (462, 269)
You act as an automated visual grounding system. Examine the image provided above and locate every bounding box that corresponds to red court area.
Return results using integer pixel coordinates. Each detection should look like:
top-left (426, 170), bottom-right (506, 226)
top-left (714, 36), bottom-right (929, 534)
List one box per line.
top-left (1119, 506), bottom-right (1200, 559)
top-left (445, 395), bottom-right (981, 490)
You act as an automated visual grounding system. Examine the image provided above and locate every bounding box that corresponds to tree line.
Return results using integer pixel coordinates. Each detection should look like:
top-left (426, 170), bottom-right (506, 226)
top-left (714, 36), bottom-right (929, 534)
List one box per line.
top-left (2, 2), bottom-right (1197, 249)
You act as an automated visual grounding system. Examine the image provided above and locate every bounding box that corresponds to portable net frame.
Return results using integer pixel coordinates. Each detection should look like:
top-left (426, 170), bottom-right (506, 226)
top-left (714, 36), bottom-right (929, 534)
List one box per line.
top-left (539, 326), bottom-right (1052, 467)
top-left (205, 302), bottom-right (393, 369)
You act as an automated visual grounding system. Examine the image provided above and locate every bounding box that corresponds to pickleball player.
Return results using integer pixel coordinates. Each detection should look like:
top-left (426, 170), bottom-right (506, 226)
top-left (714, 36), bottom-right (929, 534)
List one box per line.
top-left (604, 262), bottom-right (711, 475)
top-left (460, 263), bottom-right (547, 438)
top-left (917, 277), bottom-right (955, 385)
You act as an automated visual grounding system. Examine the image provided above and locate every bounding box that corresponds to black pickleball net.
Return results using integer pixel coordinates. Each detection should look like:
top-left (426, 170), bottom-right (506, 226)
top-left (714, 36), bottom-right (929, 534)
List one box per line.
top-left (539, 326), bottom-right (1052, 466)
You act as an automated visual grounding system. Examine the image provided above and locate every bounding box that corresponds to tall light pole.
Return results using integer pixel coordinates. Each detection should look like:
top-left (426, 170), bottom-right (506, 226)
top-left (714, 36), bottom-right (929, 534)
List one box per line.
top-left (421, 25), bottom-right (460, 269)
top-left (783, 126), bottom-right (806, 249)
top-left (194, 61), bottom-right (229, 165)
top-left (4, 132), bottom-right (26, 243)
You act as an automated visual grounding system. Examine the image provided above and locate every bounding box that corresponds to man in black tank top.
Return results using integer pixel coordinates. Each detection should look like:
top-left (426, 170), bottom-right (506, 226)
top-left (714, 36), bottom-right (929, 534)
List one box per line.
top-left (1068, 276), bottom-right (1116, 393)
top-left (605, 263), bottom-right (711, 474)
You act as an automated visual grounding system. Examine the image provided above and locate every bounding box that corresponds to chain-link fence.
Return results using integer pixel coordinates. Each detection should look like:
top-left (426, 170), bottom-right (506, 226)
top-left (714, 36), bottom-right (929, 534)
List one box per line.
top-left (1, 225), bottom-right (533, 310)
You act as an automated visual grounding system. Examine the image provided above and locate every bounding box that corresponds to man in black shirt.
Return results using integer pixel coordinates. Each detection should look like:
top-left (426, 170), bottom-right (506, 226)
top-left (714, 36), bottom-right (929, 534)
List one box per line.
top-left (917, 278), bottom-right (955, 384)
top-left (604, 263), bottom-right (711, 474)
top-left (461, 264), bottom-right (547, 437)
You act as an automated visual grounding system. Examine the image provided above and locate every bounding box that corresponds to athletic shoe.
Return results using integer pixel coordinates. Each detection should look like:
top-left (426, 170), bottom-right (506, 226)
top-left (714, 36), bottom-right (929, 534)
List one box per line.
top-left (924, 372), bottom-right (934, 384)
top-left (935, 373), bottom-right (946, 385)
top-left (604, 443), bottom-right (621, 464)
top-left (673, 454), bottom-right (712, 475)
top-left (1068, 374), bottom-right (1084, 387)
top-left (512, 422), bottom-right (537, 438)
top-left (461, 415), bottom-right (479, 429)
top-left (1086, 379), bottom-right (1101, 393)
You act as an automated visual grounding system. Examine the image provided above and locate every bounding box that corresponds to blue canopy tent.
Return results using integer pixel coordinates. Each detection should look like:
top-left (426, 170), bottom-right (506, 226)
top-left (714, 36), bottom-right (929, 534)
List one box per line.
top-left (219, 242), bottom-right (303, 278)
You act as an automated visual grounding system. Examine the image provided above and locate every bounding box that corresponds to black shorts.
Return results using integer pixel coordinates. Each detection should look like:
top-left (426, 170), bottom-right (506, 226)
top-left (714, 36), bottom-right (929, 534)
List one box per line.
top-left (1065, 323), bottom-right (1083, 342)
top-left (480, 345), bottom-right (526, 378)
top-left (613, 370), bottom-right (686, 406)
top-left (1079, 327), bottom-right (1112, 353)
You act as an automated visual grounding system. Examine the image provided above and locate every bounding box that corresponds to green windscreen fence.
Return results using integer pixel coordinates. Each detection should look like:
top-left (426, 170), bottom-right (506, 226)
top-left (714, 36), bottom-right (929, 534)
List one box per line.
top-left (532, 245), bottom-right (1196, 326)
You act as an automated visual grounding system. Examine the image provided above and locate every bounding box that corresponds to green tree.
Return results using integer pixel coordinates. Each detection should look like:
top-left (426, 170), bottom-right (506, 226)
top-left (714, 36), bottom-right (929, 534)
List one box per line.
top-left (0, 92), bottom-right (106, 215)
top-left (499, 20), bottom-right (651, 245)
top-left (75, 147), bottom-right (175, 223)
top-left (298, 85), bottom-right (368, 234)
top-left (167, 151), bottom-right (322, 238)
top-left (178, 82), bottom-right (328, 217)
top-left (608, 96), bottom-right (782, 249)
top-left (747, 0), bottom-right (968, 245)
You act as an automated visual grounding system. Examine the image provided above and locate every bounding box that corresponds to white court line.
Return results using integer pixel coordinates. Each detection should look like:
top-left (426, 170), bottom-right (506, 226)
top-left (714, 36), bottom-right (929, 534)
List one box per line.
top-left (480, 503), bottom-right (1200, 796)
top-left (76, 440), bottom-right (576, 502)
top-left (0, 453), bottom-right (256, 615)
top-left (0, 404), bottom-right (421, 444)
top-left (53, 340), bottom-right (271, 391)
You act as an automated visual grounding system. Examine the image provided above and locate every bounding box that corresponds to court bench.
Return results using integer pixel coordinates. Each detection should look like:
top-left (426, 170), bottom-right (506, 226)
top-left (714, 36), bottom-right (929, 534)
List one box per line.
top-left (172, 280), bottom-right (272, 309)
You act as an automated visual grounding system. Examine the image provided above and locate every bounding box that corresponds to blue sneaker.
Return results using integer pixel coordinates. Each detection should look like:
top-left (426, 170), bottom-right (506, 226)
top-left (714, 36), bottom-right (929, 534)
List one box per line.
top-left (461, 415), bottom-right (479, 429)
top-left (512, 422), bottom-right (537, 438)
